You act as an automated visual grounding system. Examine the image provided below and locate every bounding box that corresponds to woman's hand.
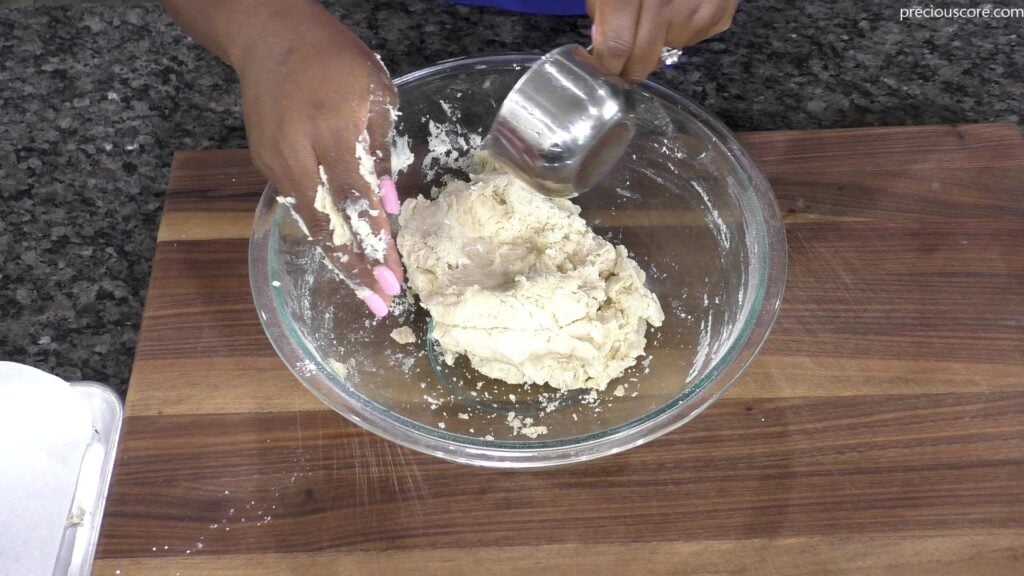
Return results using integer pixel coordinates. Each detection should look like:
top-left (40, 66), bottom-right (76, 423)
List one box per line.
top-left (164, 0), bottom-right (403, 317)
top-left (588, 0), bottom-right (739, 82)
top-left (236, 13), bottom-right (403, 317)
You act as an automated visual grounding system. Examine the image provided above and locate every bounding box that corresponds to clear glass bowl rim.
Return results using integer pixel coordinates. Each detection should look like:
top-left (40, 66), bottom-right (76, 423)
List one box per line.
top-left (249, 52), bottom-right (788, 469)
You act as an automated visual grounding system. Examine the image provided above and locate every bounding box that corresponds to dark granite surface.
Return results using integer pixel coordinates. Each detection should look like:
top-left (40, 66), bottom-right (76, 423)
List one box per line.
top-left (0, 0), bottom-right (1021, 393)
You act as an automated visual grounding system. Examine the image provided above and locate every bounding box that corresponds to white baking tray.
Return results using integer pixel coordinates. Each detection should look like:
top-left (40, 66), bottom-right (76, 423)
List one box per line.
top-left (0, 363), bottom-right (123, 576)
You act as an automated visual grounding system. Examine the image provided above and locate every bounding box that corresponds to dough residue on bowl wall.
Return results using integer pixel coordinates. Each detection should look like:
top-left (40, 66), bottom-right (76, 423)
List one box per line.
top-left (397, 165), bottom-right (665, 392)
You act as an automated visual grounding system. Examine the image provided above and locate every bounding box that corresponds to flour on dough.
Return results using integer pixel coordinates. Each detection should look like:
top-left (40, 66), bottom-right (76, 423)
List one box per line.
top-left (397, 169), bottom-right (664, 391)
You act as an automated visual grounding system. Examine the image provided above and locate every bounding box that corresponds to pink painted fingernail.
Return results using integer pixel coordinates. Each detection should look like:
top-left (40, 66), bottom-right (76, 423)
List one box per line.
top-left (373, 265), bottom-right (402, 296)
top-left (361, 292), bottom-right (389, 318)
top-left (379, 176), bottom-right (400, 215)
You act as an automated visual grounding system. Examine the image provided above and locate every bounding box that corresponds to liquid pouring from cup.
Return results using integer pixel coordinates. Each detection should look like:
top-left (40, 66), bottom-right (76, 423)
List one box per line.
top-left (482, 44), bottom-right (683, 199)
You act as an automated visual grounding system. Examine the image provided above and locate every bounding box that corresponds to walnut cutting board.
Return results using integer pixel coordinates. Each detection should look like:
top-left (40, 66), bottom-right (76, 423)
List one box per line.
top-left (94, 124), bottom-right (1024, 576)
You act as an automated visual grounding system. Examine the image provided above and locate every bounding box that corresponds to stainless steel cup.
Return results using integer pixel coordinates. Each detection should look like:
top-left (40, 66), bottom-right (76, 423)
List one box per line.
top-left (482, 44), bottom-right (637, 199)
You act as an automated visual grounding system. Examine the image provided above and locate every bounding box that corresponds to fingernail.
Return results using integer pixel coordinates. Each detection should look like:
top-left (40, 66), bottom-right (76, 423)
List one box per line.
top-left (373, 265), bottom-right (402, 296)
top-left (379, 177), bottom-right (400, 215)
top-left (361, 292), bottom-right (389, 318)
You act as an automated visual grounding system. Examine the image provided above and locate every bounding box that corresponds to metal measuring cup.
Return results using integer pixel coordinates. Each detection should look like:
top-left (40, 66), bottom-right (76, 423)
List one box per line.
top-left (482, 44), bottom-right (683, 199)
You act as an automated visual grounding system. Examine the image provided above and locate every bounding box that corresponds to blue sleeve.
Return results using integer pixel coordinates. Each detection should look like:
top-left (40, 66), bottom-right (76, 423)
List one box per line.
top-left (448, 0), bottom-right (587, 16)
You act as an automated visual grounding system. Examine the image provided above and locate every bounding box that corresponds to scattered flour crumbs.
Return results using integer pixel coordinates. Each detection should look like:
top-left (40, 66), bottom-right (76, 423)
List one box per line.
top-left (389, 326), bottom-right (416, 344)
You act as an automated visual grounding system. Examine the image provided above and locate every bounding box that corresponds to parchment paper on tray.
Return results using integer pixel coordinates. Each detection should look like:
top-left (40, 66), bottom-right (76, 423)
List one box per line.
top-left (0, 362), bottom-right (122, 576)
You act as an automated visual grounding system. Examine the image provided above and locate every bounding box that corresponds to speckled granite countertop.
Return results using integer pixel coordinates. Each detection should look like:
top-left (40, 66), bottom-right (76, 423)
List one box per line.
top-left (0, 0), bottom-right (1020, 393)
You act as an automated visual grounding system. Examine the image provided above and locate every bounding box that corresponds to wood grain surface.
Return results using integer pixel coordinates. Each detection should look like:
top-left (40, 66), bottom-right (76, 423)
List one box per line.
top-left (96, 124), bottom-right (1024, 575)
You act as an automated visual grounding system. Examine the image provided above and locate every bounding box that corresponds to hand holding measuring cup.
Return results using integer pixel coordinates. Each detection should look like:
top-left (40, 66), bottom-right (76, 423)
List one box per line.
top-left (483, 0), bottom-right (738, 199)
top-left (587, 0), bottom-right (738, 82)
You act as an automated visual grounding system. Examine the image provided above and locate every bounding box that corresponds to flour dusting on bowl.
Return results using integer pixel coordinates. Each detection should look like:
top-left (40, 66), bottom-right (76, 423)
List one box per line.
top-left (249, 54), bottom-right (786, 467)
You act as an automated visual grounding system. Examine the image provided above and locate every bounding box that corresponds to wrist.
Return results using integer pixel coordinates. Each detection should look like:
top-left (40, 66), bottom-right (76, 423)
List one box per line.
top-left (230, 1), bottom-right (337, 71)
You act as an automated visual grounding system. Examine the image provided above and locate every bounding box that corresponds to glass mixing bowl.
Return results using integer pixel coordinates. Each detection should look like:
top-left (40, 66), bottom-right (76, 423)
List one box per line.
top-left (249, 54), bottom-right (786, 468)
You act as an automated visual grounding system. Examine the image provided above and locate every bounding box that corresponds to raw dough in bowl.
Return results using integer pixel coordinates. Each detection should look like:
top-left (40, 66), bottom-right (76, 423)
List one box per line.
top-left (397, 168), bottom-right (664, 391)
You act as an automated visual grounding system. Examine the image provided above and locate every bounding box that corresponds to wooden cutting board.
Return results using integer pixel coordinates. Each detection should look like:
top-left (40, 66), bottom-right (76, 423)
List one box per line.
top-left (94, 124), bottom-right (1024, 575)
